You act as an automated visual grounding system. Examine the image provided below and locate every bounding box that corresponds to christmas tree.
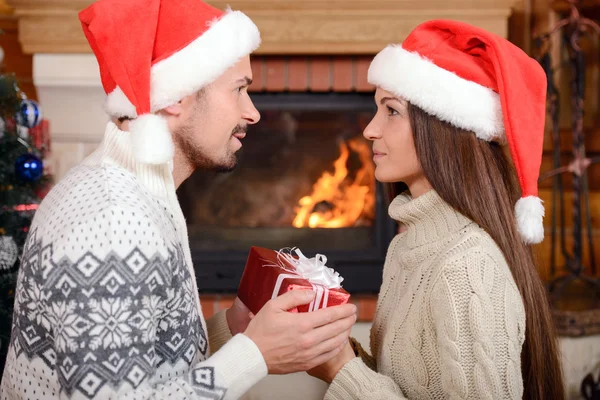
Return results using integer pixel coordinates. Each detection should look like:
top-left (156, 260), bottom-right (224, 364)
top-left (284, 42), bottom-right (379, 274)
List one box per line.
top-left (0, 44), bottom-right (49, 374)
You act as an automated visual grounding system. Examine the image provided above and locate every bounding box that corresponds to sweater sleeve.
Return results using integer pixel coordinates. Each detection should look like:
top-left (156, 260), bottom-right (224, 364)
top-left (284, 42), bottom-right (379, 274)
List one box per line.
top-left (349, 337), bottom-right (376, 371)
top-left (325, 357), bottom-right (406, 400)
top-left (325, 332), bottom-right (409, 400)
top-left (428, 250), bottom-right (525, 400)
top-left (38, 205), bottom-right (266, 399)
top-left (206, 310), bottom-right (233, 353)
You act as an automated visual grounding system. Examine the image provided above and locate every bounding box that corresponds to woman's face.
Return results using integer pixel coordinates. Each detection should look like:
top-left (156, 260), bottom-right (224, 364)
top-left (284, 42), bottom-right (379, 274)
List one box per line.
top-left (363, 88), bottom-right (431, 196)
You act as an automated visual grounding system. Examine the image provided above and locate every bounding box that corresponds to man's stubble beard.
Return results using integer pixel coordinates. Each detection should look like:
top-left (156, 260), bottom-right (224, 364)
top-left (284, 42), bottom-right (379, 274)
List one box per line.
top-left (174, 107), bottom-right (244, 174)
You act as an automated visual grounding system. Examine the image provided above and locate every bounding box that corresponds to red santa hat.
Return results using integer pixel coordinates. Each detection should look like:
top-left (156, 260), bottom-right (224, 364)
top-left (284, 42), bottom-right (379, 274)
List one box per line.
top-left (79, 0), bottom-right (261, 165)
top-left (368, 20), bottom-right (547, 244)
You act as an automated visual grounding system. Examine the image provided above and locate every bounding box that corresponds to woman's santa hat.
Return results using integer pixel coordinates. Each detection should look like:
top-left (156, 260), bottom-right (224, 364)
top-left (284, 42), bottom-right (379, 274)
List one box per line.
top-left (79, 0), bottom-right (261, 165)
top-left (368, 20), bottom-right (547, 244)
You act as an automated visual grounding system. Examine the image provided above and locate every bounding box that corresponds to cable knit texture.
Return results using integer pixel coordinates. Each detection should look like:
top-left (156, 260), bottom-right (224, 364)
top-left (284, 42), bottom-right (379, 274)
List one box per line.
top-left (0, 123), bottom-right (267, 400)
top-left (325, 190), bottom-right (526, 400)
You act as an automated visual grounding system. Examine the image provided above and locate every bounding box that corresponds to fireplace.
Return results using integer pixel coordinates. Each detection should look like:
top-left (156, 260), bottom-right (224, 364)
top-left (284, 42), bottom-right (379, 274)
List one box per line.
top-left (177, 91), bottom-right (397, 293)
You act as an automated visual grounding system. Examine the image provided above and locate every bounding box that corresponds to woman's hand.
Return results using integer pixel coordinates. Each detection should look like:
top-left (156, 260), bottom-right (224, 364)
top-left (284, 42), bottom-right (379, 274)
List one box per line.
top-left (244, 291), bottom-right (357, 375)
top-left (307, 340), bottom-right (356, 383)
top-left (226, 297), bottom-right (254, 335)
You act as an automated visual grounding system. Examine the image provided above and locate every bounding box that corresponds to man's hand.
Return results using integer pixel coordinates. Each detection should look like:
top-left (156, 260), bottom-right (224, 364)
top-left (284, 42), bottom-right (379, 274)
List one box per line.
top-left (243, 290), bottom-right (357, 375)
top-left (307, 341), bottom-right (355, 383)
top-left (226, 297), bottom-right (254, 335)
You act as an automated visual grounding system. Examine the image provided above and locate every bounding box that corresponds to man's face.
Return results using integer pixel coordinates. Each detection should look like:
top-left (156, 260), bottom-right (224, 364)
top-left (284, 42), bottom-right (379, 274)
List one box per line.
top-left (170, 55), bottom-right (260, 172)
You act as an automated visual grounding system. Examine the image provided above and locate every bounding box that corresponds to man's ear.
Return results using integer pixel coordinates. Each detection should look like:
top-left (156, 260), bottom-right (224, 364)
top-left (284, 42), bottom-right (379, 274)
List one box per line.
top-left (163, 100), bottom-right (184, 116)
top-left (163, 92), bottom-right (199, 116)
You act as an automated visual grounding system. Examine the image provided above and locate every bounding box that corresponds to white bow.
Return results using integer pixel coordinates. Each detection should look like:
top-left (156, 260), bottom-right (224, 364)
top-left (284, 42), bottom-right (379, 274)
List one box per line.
top-left (278, 248), bottom-right (343, 289)
top-left (266, 247), bottom-right (344, 312)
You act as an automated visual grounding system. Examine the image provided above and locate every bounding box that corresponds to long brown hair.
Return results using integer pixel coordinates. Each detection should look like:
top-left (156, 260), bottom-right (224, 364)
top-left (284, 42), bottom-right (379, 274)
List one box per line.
top-left (387, 103), bottom-right (564, 399)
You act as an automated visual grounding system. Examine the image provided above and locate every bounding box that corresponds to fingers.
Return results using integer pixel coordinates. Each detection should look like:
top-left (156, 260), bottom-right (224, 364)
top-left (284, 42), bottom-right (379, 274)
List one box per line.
top-left (304, 303), bottom-right (357, 329)
top-left (269, 290), bottom-right (316, 311)
top-left (305, 314), bottom-right (354, 349)
top-left (306, 341), bottom-right (347, 370)
top-left (305, 328), bottom-right (352, 360)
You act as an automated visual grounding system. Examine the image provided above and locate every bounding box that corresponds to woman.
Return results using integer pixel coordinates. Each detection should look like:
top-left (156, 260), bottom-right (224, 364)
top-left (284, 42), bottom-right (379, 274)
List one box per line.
top-left (308, 20), bottom-right (564, 399)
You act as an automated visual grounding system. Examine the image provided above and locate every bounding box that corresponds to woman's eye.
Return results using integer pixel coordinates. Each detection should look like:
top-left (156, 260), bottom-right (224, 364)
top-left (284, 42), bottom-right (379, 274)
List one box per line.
top-left (387, 106), bottom-right (398, 116)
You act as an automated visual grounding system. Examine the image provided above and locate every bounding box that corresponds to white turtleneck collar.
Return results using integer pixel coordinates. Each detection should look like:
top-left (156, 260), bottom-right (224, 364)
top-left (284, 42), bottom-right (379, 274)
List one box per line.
top-left (83, 122), bottom-right (176, 201)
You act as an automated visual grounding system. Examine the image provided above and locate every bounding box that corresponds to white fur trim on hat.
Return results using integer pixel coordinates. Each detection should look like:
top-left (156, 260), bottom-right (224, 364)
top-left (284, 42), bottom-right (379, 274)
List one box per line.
top-left (515, 196), bottom-right (545, 244)
top-left (368, 45), bottom-right (505, 142)
top-left (129, 114), bottom-right (173, 164)
top-left (105, 10), bottom-right (261, 117)
top-left (104, 87), bottom-right (138, 118)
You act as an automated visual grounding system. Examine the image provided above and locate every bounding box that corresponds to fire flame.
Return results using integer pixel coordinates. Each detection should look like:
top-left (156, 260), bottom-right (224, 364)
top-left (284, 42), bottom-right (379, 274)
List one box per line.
top-left (292, 138), bottom-right (375, 228)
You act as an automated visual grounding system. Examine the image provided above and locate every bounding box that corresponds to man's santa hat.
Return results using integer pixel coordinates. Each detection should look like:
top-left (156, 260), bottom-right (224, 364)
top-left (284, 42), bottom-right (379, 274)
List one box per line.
top-left (369, 20), bottom-right (547, 244)
top-left (79, 0), bottom-right (261, 165)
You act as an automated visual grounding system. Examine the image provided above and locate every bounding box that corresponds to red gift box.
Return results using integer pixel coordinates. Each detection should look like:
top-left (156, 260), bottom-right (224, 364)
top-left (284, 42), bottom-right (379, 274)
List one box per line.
top-left (238, 246), bottom-right (350, 315)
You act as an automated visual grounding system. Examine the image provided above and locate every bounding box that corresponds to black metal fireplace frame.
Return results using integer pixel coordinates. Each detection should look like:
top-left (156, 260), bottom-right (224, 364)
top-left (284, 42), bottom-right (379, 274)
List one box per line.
top-left (184, 92), bottom-right (398, 294)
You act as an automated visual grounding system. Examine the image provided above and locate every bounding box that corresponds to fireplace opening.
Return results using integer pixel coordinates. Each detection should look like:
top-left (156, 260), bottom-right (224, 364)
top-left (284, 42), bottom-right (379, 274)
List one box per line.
top-left (178, 93), bottom-right (397, 293)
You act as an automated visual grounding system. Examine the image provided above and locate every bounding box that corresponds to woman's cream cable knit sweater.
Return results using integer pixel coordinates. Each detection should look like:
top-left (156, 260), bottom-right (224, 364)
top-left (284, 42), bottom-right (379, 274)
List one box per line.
top-left (325, 190), bottom-right (526, 400)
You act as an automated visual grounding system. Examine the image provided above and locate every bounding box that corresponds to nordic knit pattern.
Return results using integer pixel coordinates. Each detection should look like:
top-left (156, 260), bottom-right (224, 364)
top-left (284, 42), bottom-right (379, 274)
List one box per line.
top-left (0, 123), bottom-right (267, 400)
top-left (325, 190), bottom-right (526, 400)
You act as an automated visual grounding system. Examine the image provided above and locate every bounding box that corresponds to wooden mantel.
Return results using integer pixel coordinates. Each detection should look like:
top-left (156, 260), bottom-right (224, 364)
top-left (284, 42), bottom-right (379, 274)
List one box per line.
top-left (7, 0), bottom-right (516, 55)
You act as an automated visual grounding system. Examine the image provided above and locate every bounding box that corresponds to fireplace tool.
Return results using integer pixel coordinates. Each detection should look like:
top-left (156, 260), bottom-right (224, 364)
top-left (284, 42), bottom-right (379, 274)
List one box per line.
top-left (534, 0), bottom-right (600, 314)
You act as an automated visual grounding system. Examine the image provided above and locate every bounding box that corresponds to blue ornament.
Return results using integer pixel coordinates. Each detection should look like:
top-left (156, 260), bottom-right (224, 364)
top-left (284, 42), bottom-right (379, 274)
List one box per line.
top-left (15, 153), bottom-right (43, 182)
top-left (15, 99), bottom-right (43, 129)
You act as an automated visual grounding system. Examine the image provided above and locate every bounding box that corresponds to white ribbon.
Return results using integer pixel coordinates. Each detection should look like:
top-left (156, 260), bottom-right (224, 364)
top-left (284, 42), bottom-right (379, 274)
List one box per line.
top-left (266, 247), bottom-right (344, 312)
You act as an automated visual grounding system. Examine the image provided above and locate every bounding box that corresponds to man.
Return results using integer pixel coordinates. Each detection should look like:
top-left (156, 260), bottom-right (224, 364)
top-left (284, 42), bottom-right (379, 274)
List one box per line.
top-left (0, 0), bottom-right (357, 399)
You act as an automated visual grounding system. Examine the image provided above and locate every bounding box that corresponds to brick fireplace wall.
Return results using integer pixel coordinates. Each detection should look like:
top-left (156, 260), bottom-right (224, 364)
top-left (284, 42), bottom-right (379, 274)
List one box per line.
top-left (249, 56), bottom-right (374, 93)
